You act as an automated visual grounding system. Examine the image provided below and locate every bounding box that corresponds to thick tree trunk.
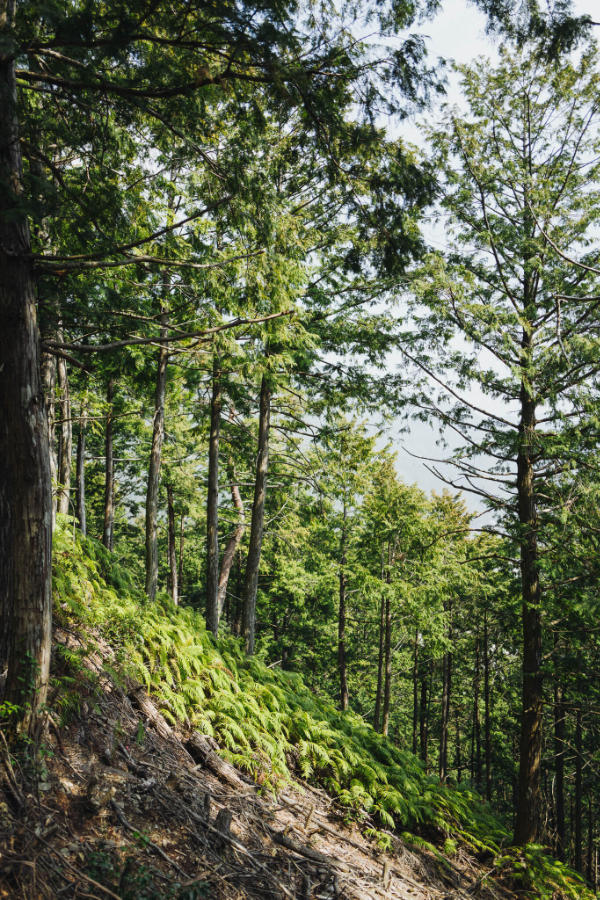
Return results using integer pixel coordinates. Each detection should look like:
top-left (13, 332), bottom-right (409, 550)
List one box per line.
top-left (412, 629), bottom-right (419, 755)
top-left (217, 466), bottom-right (246, 620)
top-left (242, 375), bottom-right (271, 655)
top-left (206, 358), bottom-right (221, 635)
top-left (75, 405), bottom-right (87, 536)
top-left (0, 21), bottom-right (53, 729)
top-left (484, 610), bottom-right (492, 802)
top-left (513, 374), bottom-right (543, 846)
top-left (56, 332), bottom-right (72, 516)
top-left (338, 503), bottom-right (349, 712)
top-left (166, 483), bottom-right (178, 605)
top-left (145, 308), bottom-right (169, 599)
top-left (102, 378), bottom-right (115, 551)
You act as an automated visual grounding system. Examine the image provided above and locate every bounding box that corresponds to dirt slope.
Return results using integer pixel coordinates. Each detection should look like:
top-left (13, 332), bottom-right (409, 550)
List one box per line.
top-left (0, 629), bottom-right (514, 900)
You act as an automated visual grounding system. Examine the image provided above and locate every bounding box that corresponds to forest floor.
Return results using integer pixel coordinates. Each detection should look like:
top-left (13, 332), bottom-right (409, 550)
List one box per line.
top-left (0, 628), bottom-right (516, 900)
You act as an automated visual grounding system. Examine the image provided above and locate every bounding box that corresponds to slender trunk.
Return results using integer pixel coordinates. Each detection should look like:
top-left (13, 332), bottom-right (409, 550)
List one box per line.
top-left (374, 590), bottom-right (385, 732)
top-left (575, 707), bottom-right (583, 873)
top-left (587, 797), bottom-right (593, 885)
top-left (484, 610), bottom-right (492, 802)
top-left (420, 669), bottom-right (429, 766)
top-left (75, 405), bottom-right (87, 536)
top-left (178, 515), bottom-right (185, 601)
top-left (382, 580), bottom-right (392, 737)
top-left (554, 643), bottom-right (566, 859)
top-left (56, 339), bottom-right (72, 516)
top-left (102, 378), bottom-right (115, 551)
top-left (514, 367), bottom-right (543, 845)
top-left (166, 483), bottom-right (178, 605)
top-left (439, 602), bottom-right (452, 782)
top-left (338, 502), bottom-right (349, 711)
top-left (206, 358), bottom-right (221, 635)
top-left (455, 707), bottom-right (462, 783)
top-left (40, 350), bottom-right (57, 523)
top-left (473, 633), bottom-right (481, 789)
top-left (242, 374), bottom-right (271, 654)
top-left (145, 306), bottom-right (169, 599)
top-left (217, 466), bottom-right (246, 619)
top-left (0, 19), bottom-right (53, 728)
top-left (412, 629), bottom-right (419, 755)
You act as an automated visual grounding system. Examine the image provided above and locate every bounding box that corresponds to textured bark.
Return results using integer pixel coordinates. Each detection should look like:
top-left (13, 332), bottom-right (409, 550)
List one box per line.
top-left (439, 602), bottom-right (452, 782)
top-left (178, 515), bottom-right (185, 601)
top-left (217, 464), bottom-right (246, 620)
top-left (0, 13), bottom-right (53, 728)
top-left (242, 375), bottom-right (271, 655)
top-left (166, 483), bottom-right (178, 605)
top-left (206, 359), bottom-right (221, 635)
top-left (338, 503), bottom-right (348, 712)
top-left (56, 331), bottom-right (72, 516)
top-left (145, 307), bottom-right (169, 599)
top-left (455, 707), bottom-right (462, 783)
top-left (553, 637), bottom-right (565, 859)
top-left (513, 368), bottom-right (543, 845)
top-left (575, 706), bottom-right (583, 873)
top-left (40, 350), bottom-right (57, 520)
top-left (102, 378), bottom-right (115, 551)
top-left (472, 633), bottom-right (481, 789)
top-left (75, 405), bottom-right (87, 535)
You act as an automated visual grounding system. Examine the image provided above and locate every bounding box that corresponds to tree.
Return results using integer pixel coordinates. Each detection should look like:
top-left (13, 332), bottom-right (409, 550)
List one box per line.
top-left (409, 45), bottom-right (600, 843)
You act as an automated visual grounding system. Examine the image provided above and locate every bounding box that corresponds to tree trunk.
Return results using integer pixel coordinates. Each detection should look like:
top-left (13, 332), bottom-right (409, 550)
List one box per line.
top-left (178, 515), bottom-right (185, 601)
top-left (412, 629), bottom-right (419, 755)
top-left (420, 670), bottom-right (429, 767)
top-left (338, 502), bottom-right (349, 712)
top-left (75, 405), bottom-right (87, 536)
top-left (56, 331), bottom-right (72, 516)
top-left (439, 602), bottom-right (452, 782)
top-left (373, 590), bottom-right (385, 732)
top-left (166, 483), bottom-right (178, 605)
top-left (472, 633), bottom-right (481, 789)
top-left (484, 610), bottom-right (492, 802)
top-left (40, 350), bottom-right (57, 523)
top-left (381, 583), bottom-right (392, 737)
top-left (574, 706), bottom-right (583, 873)
top-left (145, 307), bottom-right (169, 599)
top-left (242, 374), bottom-right (271, 654)
top-left (513, 371), bottom-right (543, 846)
top-left (217, 463), bottom-right (246, 620)
top-left (206, 358), bottom-right (221, 635)
top-left (455, 707), bottom-right (462, 783)
top-left (0, 18), bottom-right (53, 729)
top-left (554, 644), bottom-right (566, 859)
top-left (102, 378), bottom-right (115, 551)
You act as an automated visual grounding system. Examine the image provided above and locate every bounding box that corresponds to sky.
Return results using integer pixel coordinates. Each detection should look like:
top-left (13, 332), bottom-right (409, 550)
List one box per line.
top-left (387, 0), bottom-right (597, 505)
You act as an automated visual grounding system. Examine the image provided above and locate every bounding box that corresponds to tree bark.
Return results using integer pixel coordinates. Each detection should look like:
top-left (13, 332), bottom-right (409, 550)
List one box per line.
top-left (575, 706), bottom-right (583, 873)
top-left (56, 329), bottom-right (72, 516)
top-left (420, 669), bottom-right (429, 767)
top-left (217, 463), bottom-right (246, 620)
top-left (242, 374), bottom-right (271, 655)
top-left (381, 580), bottom-right (392, 737)
top-left (75, 404), bottom-right (87, 536)
top-left (338, 501), bottom-right (349, 712)
top-left (178, 514), bottom-right (185, 601)
top-left (145, 306), bottom-right (169, 599)
top-left (412, 629), bottom-right (419, 755)
top-left (554, 639), bottom-right (565, 859)
top-left (166, 483), bottom-right (178, 605)
top-left (513, 367), bottom-right (543, 845)
top-left (206, 357), bottom-right (221, 635)
top-left (102, 378), bottom-right (115, 551)
top-left (472, 632), bottom-right (481, 789)
top-left (439, 601), bottom-right (452, 782)
top-left (484, 610), bottom-right (492, 802)
top-left (0, 12), bottom-right (53, 729)
top-left (373, 589), bottom-right (385, 732)
top-left (40, 350), bottom-right (57, 523)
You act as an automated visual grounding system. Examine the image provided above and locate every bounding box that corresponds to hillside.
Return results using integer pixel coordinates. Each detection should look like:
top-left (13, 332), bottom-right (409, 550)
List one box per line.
top-left (0, 523), bottom-right (592, 899)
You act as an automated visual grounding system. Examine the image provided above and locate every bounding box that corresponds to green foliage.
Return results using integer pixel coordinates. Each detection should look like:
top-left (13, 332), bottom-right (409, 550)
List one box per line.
top-left (495, 846), bottom-right (596, 900)
top-left (52, 521), bottom-right (591, 898)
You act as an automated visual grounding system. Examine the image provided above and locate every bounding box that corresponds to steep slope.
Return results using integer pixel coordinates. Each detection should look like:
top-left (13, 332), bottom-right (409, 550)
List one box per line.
top-left (0, 521), bottom-right (592, 899)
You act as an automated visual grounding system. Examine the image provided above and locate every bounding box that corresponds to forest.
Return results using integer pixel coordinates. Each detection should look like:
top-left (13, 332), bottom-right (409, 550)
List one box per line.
top-left (2, 0), bottom-right (600, 897)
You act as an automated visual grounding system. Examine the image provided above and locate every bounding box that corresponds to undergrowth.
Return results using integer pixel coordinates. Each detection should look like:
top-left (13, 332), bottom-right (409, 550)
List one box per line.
top-left (52, 518), bottom-right (595, 900)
